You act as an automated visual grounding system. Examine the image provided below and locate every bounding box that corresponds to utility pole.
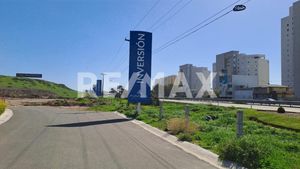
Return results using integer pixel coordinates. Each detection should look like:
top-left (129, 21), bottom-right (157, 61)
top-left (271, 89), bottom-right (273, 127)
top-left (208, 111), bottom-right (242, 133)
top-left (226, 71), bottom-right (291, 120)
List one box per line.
top-left (101, 73), bottom-right (106, 97)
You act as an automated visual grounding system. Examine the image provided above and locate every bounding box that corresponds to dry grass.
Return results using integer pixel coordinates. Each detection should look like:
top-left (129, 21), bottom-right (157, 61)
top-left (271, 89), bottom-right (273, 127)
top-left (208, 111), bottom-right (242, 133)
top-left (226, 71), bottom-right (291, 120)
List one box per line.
top-left (0, 99), bottom-right (6, 115)
top-left (167, 118), bottom-right (199, 135)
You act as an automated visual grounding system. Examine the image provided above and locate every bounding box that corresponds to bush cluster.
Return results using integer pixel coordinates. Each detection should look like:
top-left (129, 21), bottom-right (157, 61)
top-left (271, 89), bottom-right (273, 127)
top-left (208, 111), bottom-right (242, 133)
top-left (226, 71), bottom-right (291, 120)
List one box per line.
top-left (218, 136), bottom-right (271, 169)
top-left (277, 107), bottom-right (286, 114)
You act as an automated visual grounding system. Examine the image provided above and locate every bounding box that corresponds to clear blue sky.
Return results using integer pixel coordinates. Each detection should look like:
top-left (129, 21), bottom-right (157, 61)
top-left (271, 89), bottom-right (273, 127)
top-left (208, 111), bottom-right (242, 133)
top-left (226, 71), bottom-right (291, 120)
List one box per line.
top-left (0, 0), bottom-right (297, 90)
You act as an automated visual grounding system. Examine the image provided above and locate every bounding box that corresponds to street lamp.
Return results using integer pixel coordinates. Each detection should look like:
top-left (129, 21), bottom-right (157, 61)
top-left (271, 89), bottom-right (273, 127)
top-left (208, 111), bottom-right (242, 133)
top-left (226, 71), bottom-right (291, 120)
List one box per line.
top-left (233, 5), bottom-right (246, 12)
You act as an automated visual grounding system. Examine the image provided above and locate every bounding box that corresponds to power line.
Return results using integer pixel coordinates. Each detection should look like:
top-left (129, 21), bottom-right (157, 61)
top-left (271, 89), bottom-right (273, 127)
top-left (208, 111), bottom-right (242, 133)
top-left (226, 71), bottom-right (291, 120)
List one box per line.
top-left (133, 0), bottom-right (161, 30)
top-left (112, 0), bottom-right (161, 72)
top-left (243, 0), bottom-right (252, 5)
top-left (120, 0), bottom-right (196, 72)
top-left (154, 10), bottom-right (233, 54)
top-left (114, 0), bottom-right (193, 71)
top-left (114, 0), bottom-right (251, 74)
top-left (152, 0), bottom-right (193, 32)
top-left (148, 0), bottom-right (184, 30)
top-left (154, 0), bottom-right (243, 53)
top-left (107, 42), bottom-right (125, 71)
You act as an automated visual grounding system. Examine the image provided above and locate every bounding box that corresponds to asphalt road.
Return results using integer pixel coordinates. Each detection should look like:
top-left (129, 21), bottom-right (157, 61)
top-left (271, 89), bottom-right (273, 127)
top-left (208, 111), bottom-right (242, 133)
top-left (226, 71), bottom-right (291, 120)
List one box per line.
top-left (0, 106), bottom-right (216, 169)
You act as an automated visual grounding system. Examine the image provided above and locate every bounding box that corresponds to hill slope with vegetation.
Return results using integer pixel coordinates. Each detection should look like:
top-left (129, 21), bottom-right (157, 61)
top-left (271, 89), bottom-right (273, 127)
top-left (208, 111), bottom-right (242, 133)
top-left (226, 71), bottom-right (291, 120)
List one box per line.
top-left (0, 75), bottom-right (77, 98)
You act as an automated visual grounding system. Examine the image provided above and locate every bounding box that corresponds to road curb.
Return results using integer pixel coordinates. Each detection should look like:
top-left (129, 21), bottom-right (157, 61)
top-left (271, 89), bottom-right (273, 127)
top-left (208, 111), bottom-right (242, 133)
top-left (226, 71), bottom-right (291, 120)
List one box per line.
top-left (0, 109), bottom-right (13, 126)
top-left (113, 111), bottom-right (226, 169)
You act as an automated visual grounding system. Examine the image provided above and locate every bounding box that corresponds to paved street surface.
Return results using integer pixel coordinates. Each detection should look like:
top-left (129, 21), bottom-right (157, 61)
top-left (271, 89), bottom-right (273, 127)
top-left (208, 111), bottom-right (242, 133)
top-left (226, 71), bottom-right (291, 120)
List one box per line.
top-left (162, 99), bottom-right (300, 113)
top-left (0, 106), bottom-right (216, 169)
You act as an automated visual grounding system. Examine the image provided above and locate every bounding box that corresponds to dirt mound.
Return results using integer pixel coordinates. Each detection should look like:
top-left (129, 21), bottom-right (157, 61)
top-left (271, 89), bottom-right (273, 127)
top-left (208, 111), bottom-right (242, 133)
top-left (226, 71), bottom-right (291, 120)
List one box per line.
top-left (0, 88), bottom-right (59, 99)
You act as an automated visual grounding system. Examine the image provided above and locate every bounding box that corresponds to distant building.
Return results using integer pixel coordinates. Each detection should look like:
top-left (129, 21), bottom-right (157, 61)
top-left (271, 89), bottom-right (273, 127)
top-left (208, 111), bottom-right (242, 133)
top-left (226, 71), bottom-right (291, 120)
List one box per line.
top-left (233, 88), bottom-right (253, 100)
top-left (213, 51), bottom-right (269, 99)
top-left (253, 85), bottom-right (294, 100)
top-left (282, 0), bottom-right (300, 99)
top-left (179, 64), bottom-right (211, 96)
top-left (154, 75), bottom-right (177, 98)
top-left (154, 75), bottom-right (177, 87)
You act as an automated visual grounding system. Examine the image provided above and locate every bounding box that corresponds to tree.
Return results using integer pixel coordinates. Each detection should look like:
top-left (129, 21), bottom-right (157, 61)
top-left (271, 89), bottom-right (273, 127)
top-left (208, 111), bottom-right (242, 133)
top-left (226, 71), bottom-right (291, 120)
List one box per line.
top-left (109, 88), bottom-right (117, 95)
top-left (115, 85), bottom-right (125, 98)
top-left (203, 91), bottom-right (211, 98)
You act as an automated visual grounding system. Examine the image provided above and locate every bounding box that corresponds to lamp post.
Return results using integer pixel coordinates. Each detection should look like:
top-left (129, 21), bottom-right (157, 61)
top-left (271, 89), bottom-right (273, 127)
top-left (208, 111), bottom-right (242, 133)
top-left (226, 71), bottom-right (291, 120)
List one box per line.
top-left (233, 4), bottom-right (246, 12)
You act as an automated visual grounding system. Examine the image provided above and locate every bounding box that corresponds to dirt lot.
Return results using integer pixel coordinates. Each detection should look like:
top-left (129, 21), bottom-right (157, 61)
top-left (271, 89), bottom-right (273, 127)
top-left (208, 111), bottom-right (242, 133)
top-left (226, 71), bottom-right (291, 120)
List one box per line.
top-left (5, 98), bottom-right (58, 106)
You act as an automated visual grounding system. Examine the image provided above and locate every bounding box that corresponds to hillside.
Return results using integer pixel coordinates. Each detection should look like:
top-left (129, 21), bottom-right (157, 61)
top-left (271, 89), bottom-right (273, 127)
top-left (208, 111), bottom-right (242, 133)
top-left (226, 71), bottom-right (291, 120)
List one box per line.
top-left (0, 75), bottom-right (77, 99)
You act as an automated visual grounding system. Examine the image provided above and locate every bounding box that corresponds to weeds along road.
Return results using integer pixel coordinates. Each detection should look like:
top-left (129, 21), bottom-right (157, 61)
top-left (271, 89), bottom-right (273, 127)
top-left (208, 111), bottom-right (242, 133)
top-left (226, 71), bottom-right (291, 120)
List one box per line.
top-left (0, 106), bottom-right (216, 169)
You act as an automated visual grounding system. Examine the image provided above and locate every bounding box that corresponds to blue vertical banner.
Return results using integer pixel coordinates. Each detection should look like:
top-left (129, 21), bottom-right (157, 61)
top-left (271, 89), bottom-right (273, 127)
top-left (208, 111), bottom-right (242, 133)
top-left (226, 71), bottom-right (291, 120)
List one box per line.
top-left (93, 80), bottom-right (102, 96)
top-left (96, 80), bottom-right (102, 96)
top-left (128, 31), bottom-right (152, 104)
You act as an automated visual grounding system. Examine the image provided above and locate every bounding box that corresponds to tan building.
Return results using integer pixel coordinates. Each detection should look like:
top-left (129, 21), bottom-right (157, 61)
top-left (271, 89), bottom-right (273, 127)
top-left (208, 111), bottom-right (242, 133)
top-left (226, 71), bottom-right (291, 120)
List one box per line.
top-left (213, 51), bottom-right (269, 98)
top-left (253, 85), bottom-right (293, 100)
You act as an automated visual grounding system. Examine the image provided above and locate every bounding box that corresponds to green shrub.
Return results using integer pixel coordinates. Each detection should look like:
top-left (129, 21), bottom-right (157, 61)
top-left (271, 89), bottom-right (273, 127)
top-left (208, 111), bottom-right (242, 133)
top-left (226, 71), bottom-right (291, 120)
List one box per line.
top-left (178, 133), bottom-right (193, 142)
top-left (218, 136), bottom-right (270, 169)
top-left (190, 106), bottom-right (202, 112)
top-left (201, 128), bottom-right (235, 150)
top-left (208, 105), bottom-right (223, 111)
top-left (277, 107), bottom-right (286, 114)
top-left (151, 120), bottom-right (168, 131)
top-left (193, 131), bottom-right (202, 141)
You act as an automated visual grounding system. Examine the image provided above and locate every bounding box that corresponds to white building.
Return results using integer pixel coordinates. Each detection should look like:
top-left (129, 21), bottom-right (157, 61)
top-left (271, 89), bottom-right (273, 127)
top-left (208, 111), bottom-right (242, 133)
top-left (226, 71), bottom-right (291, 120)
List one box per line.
top-left (179, 64), bottom-right (211, 96)
top-left (213, 51), bottom-right (269, 99)
top-left (282, 0), bottom-right (300, 99)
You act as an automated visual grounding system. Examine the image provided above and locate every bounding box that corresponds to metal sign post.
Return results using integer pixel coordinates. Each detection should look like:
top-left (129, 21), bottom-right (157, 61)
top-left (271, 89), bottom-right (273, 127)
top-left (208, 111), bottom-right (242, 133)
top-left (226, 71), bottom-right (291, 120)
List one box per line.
top-left (137, 102), bottom-right (141, 115)
top-left (185, 104), bottom-right (190, 130)
top-left (236, 111), bottom-right (244, 138)
top-left (159, 101), bottom-right (164, 120)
